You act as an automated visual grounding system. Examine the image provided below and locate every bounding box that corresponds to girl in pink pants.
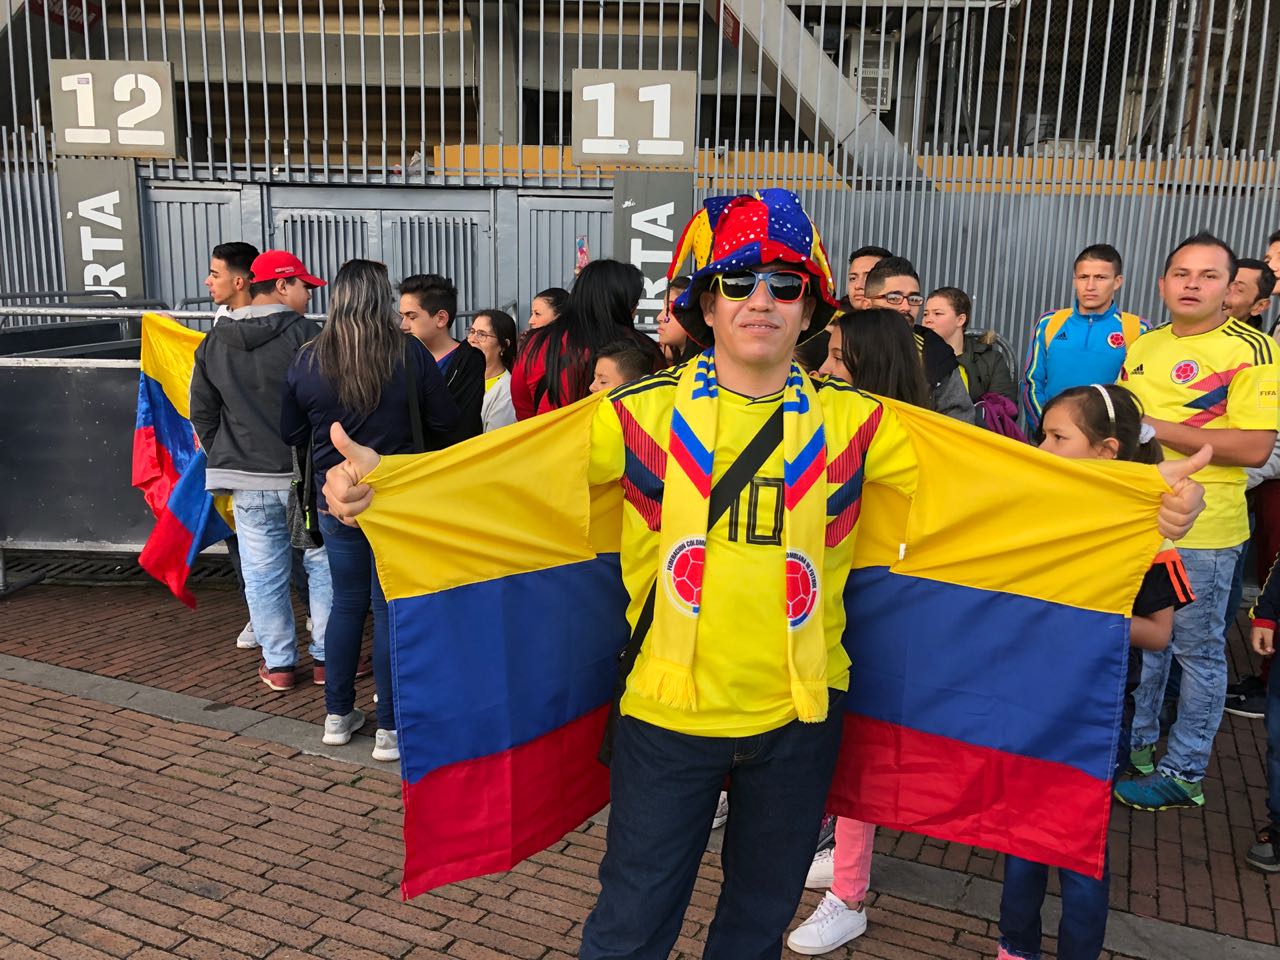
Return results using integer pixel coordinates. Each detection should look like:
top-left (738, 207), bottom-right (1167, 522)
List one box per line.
top-left (786, 817), bottom-right (875, 954)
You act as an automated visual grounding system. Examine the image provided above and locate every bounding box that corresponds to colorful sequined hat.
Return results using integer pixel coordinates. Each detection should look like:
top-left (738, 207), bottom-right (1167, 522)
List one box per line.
top-left (667, 188), bottom-right (841, 346)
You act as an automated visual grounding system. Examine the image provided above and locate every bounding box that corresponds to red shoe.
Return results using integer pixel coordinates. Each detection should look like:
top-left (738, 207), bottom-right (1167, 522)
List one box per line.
top-left (313, 662), bottom-right (326, 686)
top-left (258, 662), bottom-right (296, 691)
top-left (355, 657), bottom-right (373, 679)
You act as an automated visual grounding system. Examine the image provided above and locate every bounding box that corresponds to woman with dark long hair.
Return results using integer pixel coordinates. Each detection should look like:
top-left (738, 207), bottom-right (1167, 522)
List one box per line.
top-left (527, 287), bottom-right (569, 330)
top-left (466, 308), bottom-right (519, 432)
top-left (818, 308), bottom-right (931, 407)
top-left (793, 305), bottom-right (931, 956)
top-left (281, 259), bottom-right (459, 762)
top-left (510, 259), bottom-right (660, 419)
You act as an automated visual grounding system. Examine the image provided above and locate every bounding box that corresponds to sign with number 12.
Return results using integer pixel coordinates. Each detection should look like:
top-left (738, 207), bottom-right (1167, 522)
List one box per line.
top-left (49, 59), bottom-right (177, 160)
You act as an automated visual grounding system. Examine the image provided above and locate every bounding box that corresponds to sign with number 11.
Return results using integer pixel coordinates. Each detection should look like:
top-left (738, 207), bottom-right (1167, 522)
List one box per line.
top-left (572, 69), bottom-right (697, 168)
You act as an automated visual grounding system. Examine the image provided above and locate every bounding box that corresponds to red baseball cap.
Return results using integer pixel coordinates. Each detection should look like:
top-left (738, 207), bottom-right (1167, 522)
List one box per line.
top-left (249, 250), bottom-right (326, 288)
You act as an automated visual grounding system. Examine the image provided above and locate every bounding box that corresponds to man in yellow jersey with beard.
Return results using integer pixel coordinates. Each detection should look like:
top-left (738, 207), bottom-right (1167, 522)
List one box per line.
top-left (1116, 232), bottom-right (1279, 812)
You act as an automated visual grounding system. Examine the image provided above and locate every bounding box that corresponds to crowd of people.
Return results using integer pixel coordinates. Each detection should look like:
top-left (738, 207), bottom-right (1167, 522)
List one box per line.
top-left (189, 203), bottom-right (1280, 960)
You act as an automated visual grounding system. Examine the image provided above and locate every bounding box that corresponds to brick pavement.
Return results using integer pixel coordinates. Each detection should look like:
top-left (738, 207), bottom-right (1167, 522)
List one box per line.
top-left (0, 673), bottom-right (1152, 960)
top-left (1, 581), bottom-right (1278, 956)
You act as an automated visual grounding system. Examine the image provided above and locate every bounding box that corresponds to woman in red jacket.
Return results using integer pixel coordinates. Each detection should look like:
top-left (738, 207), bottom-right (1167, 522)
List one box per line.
top-left (511, 260), bottom-right (662, 419)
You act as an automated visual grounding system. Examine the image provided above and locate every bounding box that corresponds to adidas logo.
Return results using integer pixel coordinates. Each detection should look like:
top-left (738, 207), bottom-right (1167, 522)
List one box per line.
top-left (1054, 331), bottom-right (1069, 341)
top-left (1131, 364), bottom-right (1145, 375)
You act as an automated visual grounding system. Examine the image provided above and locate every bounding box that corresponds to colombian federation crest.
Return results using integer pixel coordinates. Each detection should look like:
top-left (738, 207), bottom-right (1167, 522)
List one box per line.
top-left (785, 550), bottom-right (820, 627)
top-left (1171, 360), bottom-right (1200, 384)
top-left (663, 537), bottom-right (706, 616)
top-left (1106, 331), bottom-right (1126, 348)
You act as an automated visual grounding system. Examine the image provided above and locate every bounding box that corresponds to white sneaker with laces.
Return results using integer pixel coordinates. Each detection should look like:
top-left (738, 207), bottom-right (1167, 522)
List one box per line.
top-left (373, 728), bottom-right (399, 762)
top-left (712, 791), bottom-right (729, 829)
top-left (805, 846), bottom-right (835, 889)
top-left (236, 620), bottom-right (259, 649)
top-left (322, 709), bottom-right (364, 745)
top-left (786, 891), bottom-right (867, 955)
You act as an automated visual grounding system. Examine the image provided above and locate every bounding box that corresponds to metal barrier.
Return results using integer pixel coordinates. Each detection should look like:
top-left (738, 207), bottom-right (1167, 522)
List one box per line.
top-left (0, 304), bottom-right (514, 566)
top-left (0, 308), bottom-right (216, 573)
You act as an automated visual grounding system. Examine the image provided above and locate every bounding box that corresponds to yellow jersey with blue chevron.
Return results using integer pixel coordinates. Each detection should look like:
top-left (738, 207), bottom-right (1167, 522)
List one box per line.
top-left (1121, 318), bottom-right (1280, 549)
top-left (588, 356), bottom-right (918, 737)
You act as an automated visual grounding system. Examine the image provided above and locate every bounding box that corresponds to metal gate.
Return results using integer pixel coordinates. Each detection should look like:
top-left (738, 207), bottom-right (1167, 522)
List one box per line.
top-left (268, 187), bottom-right (495, 323)
top-left (140, 182), bottom-right (267, 318)
top-left (516, 192), bottom-right (613, 324)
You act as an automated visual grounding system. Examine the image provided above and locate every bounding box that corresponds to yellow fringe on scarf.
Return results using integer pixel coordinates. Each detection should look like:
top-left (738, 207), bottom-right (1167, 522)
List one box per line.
top-left (628, 656), bottom-right (699, 711)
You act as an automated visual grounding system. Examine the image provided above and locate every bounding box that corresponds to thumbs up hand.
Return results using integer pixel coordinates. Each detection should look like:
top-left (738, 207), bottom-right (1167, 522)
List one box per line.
top-left (323, 422), bottom-right (382, 526)
top-left (1155, 444), bottom-right (1209, 541)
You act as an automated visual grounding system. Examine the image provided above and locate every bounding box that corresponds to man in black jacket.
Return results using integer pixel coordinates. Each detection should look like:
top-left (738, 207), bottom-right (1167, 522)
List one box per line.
top-left (398, 274), bottom-right (484, 446)
top-left (190, 249), bottom-right (333, 692)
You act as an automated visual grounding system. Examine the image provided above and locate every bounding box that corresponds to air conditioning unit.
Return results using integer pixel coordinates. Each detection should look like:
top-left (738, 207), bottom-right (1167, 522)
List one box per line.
top-left (845, 30), bottom-right (899, 114)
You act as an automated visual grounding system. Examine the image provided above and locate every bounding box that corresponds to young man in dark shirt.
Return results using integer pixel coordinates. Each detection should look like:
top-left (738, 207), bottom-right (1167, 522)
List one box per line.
top-left (399, 274), bottom-right (484, 446)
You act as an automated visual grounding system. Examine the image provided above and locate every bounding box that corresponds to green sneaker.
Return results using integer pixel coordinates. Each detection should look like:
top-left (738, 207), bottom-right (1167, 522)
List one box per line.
top-left (1113, 772), bottom-right (1205, 811)
top-left (1127, 744), bottom-right (1155, 776)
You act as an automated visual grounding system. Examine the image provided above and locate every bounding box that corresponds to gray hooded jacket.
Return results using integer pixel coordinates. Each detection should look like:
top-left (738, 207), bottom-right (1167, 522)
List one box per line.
top-left (190, 304), bottom-right (321, 491)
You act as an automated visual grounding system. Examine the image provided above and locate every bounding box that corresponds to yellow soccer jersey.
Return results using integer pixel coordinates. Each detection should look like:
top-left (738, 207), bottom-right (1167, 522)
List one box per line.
top-left (588, 374), bottom-right (918, 737)
top-left (1121, 318), bottom-right (1280, 549)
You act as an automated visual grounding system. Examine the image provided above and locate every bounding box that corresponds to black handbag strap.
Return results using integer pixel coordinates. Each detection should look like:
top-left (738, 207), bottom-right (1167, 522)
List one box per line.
top-left (620, 403), bottom-right (785, 671)
top-left (598, 403), bottom-right (785, 764)
top-left (405, 340), bottom-right (425, 453)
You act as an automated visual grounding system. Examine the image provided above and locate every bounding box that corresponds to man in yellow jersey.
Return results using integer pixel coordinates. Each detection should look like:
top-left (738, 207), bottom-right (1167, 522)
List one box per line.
top-left (321, 192), bottom-right (1207, 960)
top-left (1115, 232), bottom-right (1280, 812)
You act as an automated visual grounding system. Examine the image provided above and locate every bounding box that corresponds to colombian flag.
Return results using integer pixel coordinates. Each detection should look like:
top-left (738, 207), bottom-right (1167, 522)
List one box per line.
top-left (132, 313), bottom-right (232, 607)
top-left (359, 393), bottom-right (1167, 897)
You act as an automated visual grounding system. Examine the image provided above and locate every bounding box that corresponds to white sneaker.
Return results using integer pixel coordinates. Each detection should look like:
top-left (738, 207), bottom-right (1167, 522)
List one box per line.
top-left (786, 891), bottom-right (867, 955)
top-left (372, 729), bottom-right (399, 762)
top-left (322, 709), bottom-right (364, 745)
top-left (236, 621), bottom-right (259, 649)
top-left (805, 846), bottom-right (835, 889)
top-left (305, 616), bottom-right (314, 634)
top-left (712, 790), bottom-right (729, 829)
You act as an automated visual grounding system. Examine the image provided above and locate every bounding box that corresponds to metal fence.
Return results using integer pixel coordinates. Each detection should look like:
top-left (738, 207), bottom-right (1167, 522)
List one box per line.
top-left (3, 0), bottom-right (1278, 185)
top-left (2, 1), bottom-right (1279, 359)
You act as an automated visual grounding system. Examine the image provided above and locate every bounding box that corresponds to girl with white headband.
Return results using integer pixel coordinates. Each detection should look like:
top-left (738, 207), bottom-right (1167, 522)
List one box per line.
top-left (997, 381), bottom-right (1189, 960)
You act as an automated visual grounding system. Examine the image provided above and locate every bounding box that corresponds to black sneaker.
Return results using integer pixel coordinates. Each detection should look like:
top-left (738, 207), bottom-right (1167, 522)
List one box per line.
top-left (1227, 674), bottom-right (1265, 698)
top-left (815, 813), bottom-right (836, 852)
top-left (1224, 691), bottom-right (1267, 719)
top-left (1245, 826), bottom-right (1280, 873)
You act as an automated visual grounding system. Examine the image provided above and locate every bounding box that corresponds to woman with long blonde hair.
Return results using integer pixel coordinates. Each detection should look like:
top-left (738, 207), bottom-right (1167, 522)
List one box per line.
top-left (282, 259), bottom-right (459, 761)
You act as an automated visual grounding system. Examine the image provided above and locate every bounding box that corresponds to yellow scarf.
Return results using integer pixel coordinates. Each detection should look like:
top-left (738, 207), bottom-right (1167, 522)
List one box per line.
top-left (628, 350), bottom-right (833, 722)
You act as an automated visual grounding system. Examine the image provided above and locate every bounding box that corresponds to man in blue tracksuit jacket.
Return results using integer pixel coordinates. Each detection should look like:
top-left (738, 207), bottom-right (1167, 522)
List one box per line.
top-left (1022, 243), bottom-right (1148, 433)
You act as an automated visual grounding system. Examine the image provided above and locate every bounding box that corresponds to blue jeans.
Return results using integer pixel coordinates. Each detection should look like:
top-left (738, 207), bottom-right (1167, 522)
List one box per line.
top-left (226, 535), bottom-right (312, 608)
top-left (1000, 854), bottom-right (1111, 960)
top-left (318, 512), bottom-right (393, 730)
top-left (1131, 544), bottom-right (1243, 782)
top-left (998, 721), bottom-right (1129, 959)
top-left (232, 489), bottom-right (331, 670)
top-left (580, 695), bottom-right (845, 960)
